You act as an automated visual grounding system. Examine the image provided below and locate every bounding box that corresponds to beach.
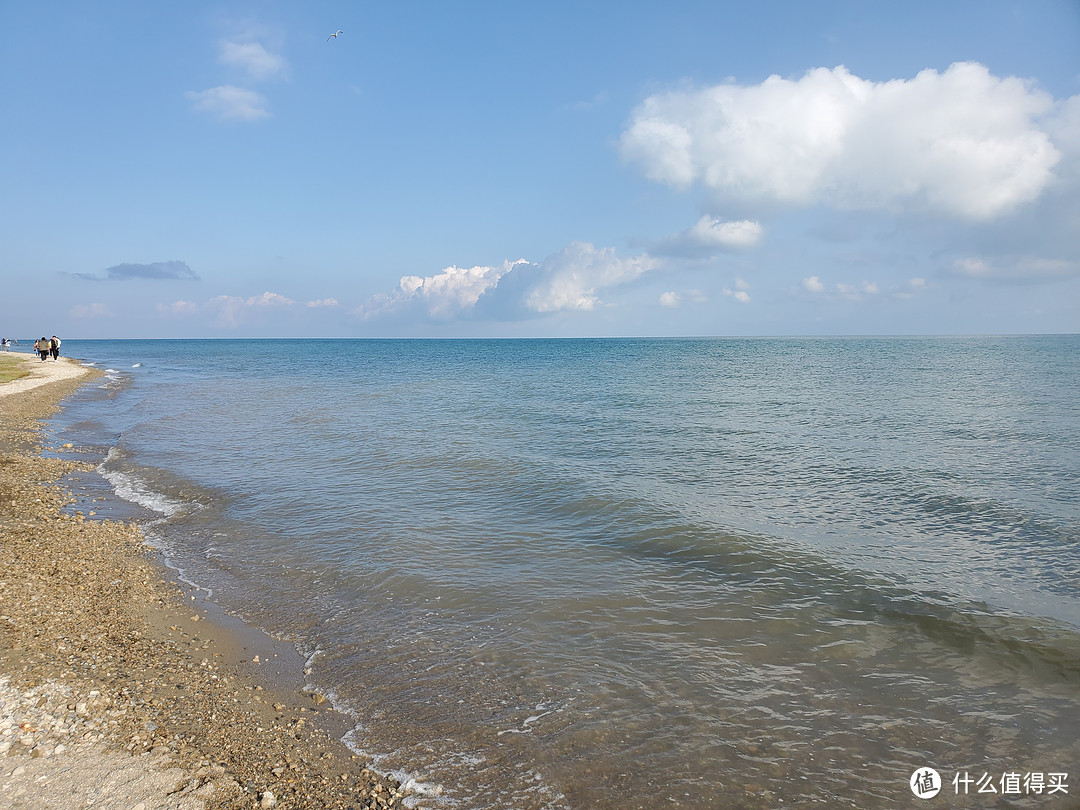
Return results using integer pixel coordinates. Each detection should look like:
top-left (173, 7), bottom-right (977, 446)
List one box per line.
top-left (0, 353), bottom-right (406, 809)
top-left (4, 338), bottom-right (1078, 809)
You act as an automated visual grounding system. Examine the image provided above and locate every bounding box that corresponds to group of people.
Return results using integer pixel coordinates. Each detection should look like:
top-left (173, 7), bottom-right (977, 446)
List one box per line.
top-left (33, 336), bottom-right (62, 361)
top-left (0, 338), bottom-right (16, 352)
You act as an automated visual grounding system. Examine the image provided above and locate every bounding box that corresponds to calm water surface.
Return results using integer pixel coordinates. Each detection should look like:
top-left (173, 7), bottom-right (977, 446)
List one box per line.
top-left (44, 337), bottom-right (1080, 808)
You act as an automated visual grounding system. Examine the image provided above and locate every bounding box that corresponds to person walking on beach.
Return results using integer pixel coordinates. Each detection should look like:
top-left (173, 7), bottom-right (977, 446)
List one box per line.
top-left (35, 337), bottom-right (49, 361)
top-left (50, 335), bottom-right (61, 361)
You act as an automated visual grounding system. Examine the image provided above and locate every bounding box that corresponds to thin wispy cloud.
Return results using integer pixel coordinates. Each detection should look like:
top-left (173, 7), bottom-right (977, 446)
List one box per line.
top-left (799, 276), bottom-right (882, 301)
top-left (950, 256), bottom-right (1080, 282)
top-left (659, 289), bottom-right (709, 308)
top-left (219, 40), bottom-right (286, 80)
top-left (206, 291), bottom-right (295, 327)
top-left (157, 294), bottom-right (341, 329)
top-left (157, 300), bottom-right (199, 315)
top-left (187, 85), bottom-right (270, 122)
top-left (73, 260), bottom-right (199, 281)
top-left (894, 278), bottom-right (930, 299)
top-left (69, 302), bottom-right (111, 319)
top-left (651, 216), bottom-right (763, 258)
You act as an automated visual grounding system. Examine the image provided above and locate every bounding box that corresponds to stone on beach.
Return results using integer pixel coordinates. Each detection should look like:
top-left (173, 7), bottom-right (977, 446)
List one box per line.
top-left (1, 355), bottom-right (405, 808)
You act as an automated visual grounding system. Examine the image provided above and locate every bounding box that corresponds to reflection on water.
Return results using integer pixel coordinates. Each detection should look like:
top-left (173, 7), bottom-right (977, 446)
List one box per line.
top-left (49, 337), bottom-right (1080, 808)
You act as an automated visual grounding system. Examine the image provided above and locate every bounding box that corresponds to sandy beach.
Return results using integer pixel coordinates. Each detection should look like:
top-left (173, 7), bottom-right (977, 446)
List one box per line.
top-left (0, 353), bottom-right (405, 809)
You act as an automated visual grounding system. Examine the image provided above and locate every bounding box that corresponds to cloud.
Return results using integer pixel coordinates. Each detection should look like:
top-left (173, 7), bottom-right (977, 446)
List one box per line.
top-left (800, 276), bottom-right (881, 301)
top-left (71, 260), bottom-right (198, 281)
top-left (569, 92), bottom-right (610, 112)
top-left (206, 291), bottom-right (295, 327)
top-left (187, 85), bottom-right (269, 122)
top-left (69, 302), bottom-right (111, 319)
top-left (113, 260), bottom-right (197, 281)
top-left (621, 62), bottom-right (1068, 220)
top-left (219, 41), bottom-right (285, 80)
top-left (836, 281), bottom-right (879, 300)
top-left (523, 242), bottom-right (658, 312)
top-left (358, 260), bottom-right (524, 320)
top-left (651, 216), bottom-right (763, 257)
top-left (157, 300), bottom-right (198, 316)
top-left (950, 256), bottom-right (1080, 282)
top-left (306, 298), bottom-right (339, 308)
top-left (358, 243), bottom-right (660, 323)
top-left (660, 289), bottom-right (709, 308)
top-left (894, 278), bottom-right (930, 299)
top-left (721, 277), bottom-right (752, 303)
top-left (401, 263), bottom-right (513, 316)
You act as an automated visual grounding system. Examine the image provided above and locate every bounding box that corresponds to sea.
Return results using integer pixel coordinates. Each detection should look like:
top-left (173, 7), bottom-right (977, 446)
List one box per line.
top-left (29, 337), bottom-right (1080, 808)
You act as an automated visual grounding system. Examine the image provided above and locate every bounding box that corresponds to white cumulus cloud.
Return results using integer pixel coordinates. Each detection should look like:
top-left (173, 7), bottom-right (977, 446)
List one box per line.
top-left (186, 85), bottom-right (269, 122)
top-left (357, 260), bottom-right (526, 320)
top-left (722, 278), bottom-right (752, 303)
top-left (524, 242), bottom-right (657, 312)
top-left (357, 243), bottom-right (661, 323)
top-left (621, 62), bottom-right (1066, 220)
top-left (659, 291), bottom-right (681, 307)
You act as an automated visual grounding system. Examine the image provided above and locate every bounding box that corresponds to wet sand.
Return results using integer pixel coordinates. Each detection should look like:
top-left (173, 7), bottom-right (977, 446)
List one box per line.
top-left (0, 353), bottom-right (407, 809)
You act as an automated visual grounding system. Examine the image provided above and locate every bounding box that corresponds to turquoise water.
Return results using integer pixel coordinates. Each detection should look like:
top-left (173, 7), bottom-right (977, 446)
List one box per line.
top-left (45, 337), bottom-right (1080, 808)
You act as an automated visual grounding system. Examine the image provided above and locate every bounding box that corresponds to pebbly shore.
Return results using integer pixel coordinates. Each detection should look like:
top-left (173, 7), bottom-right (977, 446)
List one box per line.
top-left (0, 354), bottom-right (408, 809)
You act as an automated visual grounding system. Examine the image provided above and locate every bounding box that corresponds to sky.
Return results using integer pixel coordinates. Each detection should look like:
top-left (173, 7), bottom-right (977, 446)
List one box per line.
top-left (2, 1), bottom-right (1079, 339)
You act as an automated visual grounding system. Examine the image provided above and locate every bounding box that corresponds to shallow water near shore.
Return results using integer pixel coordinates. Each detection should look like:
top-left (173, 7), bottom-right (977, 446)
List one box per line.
top-left (41, 337), bottom-right (1080, 808)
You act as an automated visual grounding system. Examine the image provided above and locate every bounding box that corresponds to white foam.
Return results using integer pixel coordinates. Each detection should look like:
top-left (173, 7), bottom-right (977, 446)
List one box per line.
top-left (392, 770), bottom-right (446, 799)
top-left (496, 706), bottom-right (555, 737)
top-left (339, 721), bottom-right (447, 804)
top-left (132, 363), bottom-right (142, 367)
top-left (139, 526), bottom-right (215, 598)
top-left (97, 448), bottom-right (186, 517)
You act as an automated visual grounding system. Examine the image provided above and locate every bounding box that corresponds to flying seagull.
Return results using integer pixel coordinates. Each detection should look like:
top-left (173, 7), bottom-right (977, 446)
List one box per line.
top-left (327, 29), bottom-right (343, 40)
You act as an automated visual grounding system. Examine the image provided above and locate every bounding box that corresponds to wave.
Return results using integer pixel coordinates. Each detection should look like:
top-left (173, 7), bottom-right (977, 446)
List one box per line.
top-left (97, 447), bottom-right (189, 518)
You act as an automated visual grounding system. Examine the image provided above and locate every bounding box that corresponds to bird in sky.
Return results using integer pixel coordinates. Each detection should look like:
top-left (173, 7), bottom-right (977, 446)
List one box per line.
top-left (327, 30), bottom-right (343, 40)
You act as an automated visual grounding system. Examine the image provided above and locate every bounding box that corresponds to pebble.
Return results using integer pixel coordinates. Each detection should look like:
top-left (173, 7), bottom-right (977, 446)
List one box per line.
top-left (0, 372), bottom-right (407, 810)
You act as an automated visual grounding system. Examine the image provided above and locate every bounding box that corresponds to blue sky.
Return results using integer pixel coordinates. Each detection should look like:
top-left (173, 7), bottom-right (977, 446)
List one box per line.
top-left (2, 1), bottom-right (1079, 338)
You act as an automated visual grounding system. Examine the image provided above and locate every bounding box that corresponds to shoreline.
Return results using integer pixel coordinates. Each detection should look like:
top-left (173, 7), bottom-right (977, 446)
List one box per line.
top-left (0, 354), bottom-right (407, 809)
